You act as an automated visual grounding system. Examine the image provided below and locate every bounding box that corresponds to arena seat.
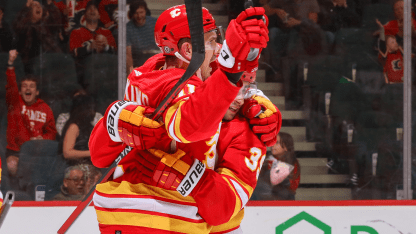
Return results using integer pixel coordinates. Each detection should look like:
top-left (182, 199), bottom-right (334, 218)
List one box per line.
top-left (83, 54), bottom-right (118, 114)
top-left (17, 139), bottom-right (59, 200)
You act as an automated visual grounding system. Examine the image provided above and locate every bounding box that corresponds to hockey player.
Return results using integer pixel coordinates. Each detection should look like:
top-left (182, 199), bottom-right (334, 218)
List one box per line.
top-left (90, 5), bottom-right (279, 233)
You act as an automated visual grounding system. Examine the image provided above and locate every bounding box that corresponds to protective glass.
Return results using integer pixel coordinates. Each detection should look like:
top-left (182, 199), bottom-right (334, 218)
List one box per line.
top-left (237, 82), bottom-right (257, 99)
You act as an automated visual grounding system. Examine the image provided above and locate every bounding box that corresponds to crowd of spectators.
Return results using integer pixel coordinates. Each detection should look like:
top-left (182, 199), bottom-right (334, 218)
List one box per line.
top-left (0, 0), bottom-right (124, 200)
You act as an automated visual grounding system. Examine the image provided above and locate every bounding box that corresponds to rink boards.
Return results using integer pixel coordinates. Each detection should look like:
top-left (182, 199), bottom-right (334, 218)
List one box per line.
top-left (1, 200), bottom-right (416, 233)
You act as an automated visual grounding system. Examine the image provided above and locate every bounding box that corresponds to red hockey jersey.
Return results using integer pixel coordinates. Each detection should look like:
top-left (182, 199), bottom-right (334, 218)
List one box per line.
top-left (5, 68), bottom-right (57, 152)
top-left (90, 54), bottom-right (265, 233)
top-left (381, 50), bottom-right (403, 83)
top-left (90, 116), bottom-right (266, 234)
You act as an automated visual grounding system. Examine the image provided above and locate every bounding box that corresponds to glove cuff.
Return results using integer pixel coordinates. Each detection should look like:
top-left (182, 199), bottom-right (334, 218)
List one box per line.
top-left (105, 100), bottom-right (135, 142)
top-left (218, 40), bottom-right (235, 69)
top-left (176, 159), bottom-right (206, 197)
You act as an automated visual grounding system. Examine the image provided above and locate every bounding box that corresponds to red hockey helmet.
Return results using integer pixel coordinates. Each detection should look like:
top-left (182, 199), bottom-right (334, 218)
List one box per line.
top-left (154, 4), bottom-right (217, 56)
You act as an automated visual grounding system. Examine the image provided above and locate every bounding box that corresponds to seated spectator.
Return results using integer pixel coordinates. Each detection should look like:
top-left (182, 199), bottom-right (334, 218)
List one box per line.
top-left (13, 0), bottom-right (62, 73)
top-left (52, 165), bottom-right (85, 200)
top-left (260, 0), bottom-right (325, 69)
top-left (42, 0), bottom-right (67, 51)
top-left (379, 35), bottom-right (404, 84)
top-left (58, 93), bottom-right (96, 167)
top-left (69, 1), bottom-right (116, 59)
top-left (5, 50), bottom-right (57, 181)
top-left (55, 88), bottom-right (102, 138)
top-left (0, 6), bottom-right (14, 53)
top-left (83, 165), bottom-right (102, 194)
top-left (69, 1), bottom-right (116, 87)
top-left (126, 0), bottom-right (158, 72)
top-left (253, 132), bottom-right (300, 200)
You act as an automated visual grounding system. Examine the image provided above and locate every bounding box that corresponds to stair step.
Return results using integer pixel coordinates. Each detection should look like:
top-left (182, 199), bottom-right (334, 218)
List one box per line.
top-left (280, 126), bottom-right (306, 142)
top-left (300, 174), bottom-right (350, 184)
top-left (281, 110), bottom-right (307, 120)
top-left (295, 188), bottom-right (352, 200)
top-left (257, 82), bottom-right (283, 96)
top-left (268, 96), bottom-right (285, 106)
top-left (256, 70), bottom-right (266, 82)
top-left (298, 158), bottom-right (328, 167)
top-left (294, 142), bottom-right (316, 151)
top-left (301, 166), bottom-right (328, 175)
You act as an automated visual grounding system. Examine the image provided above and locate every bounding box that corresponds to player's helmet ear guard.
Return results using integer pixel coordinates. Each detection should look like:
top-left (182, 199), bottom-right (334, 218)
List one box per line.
top-left (154, 4), bottom-right (217, 56)
top-left (240, 69), bottom-right (257, 83)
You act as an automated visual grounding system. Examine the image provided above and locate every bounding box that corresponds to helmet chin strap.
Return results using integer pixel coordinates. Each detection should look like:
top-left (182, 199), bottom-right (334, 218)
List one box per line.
top-left (174, 52), bottom-right (202, 79)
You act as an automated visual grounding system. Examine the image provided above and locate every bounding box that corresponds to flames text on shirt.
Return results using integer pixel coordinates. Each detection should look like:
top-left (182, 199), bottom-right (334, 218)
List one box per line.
top-left (22, 105), bottom-right (47, 123)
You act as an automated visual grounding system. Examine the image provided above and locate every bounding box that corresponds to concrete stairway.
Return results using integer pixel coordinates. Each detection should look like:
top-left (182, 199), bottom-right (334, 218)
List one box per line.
top-left (257, 70), bottom-right (352, 200)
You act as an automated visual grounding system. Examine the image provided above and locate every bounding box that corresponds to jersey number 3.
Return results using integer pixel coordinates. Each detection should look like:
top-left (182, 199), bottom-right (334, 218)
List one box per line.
top-left (245, 147), bottom-right (265, 180)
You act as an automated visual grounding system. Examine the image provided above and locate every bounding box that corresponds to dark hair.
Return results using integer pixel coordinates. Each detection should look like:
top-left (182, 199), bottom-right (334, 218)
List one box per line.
top-left (128, 0), bottom-right (150, 19)
top-left (85, 1), bottom-right (99, 12)
top-left (0, 6), bottom-right (4, 13)
top-left (19, 74), bottom-right (39, 90)
top-left (278, 132), bottom-right (295, 161)
top-left (61, 95), bottom-right (96, 141)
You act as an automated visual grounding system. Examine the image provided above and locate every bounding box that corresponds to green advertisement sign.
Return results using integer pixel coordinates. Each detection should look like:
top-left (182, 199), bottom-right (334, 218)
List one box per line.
top-left (275, 211), bottom-right (379, 234)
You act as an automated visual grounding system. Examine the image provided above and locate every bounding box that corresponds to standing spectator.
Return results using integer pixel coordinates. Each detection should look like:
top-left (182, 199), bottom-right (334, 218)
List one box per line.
top-left (13, 0), bottom-right (62, 74)
top-left (5, 50), bottom-right (57, 179)
top-left (382, 0), bottom-right (416, 47)
top-left (0, 6), bottom-right (14, 53)
top-left (69, 1), bottom-right (116, 87)
top-left (55, 88), bottom-right (102, 138)
top-left (379, 35), bottom-right (404, 84)
top-left (59, 94), bottom-right (95, 166)
top-left (52, 165), bottom-right (85, 200)
top-left (126, 0), bottom-right (158, 72)
top-left (253, 132), bottom-right (300, 200)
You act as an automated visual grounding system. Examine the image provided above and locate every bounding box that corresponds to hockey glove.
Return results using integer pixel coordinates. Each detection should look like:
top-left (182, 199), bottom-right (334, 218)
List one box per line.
top-left (104, 100), bottom-right (170, 151)
top-left (241, 95), bottom-right (282, 147)
top-left (137, 149), bottom-right (206, 197)
top-left (218, 7), bottom-right (269, 76)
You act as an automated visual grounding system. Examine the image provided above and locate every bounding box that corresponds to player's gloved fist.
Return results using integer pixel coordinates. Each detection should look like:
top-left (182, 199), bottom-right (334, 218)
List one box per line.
top-left (104, 100), bottom-right (168, 150)
top-left (218, 7), bottom-right (269, 74)
top-left (137, 149), bottom-right (206, 197)
top-left (241, 95), bottom-right (282, 147)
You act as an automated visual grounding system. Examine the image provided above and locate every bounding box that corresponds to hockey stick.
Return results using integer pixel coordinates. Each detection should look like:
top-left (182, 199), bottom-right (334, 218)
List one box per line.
top-left (0, 191), bottom-right (15, 229)
top-left (57, 0), bottom-right (205, 233)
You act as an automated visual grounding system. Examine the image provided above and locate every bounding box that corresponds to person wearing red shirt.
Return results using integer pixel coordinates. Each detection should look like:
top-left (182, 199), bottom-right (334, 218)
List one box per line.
top-left (383, 0), bottom-right (416, 43)
top-left (69, 1), bottom-right (116, 58)
top-left (379, 35), bottom-right (404, 83)
top-left (69, 1), bottom-right (116, 87)
top-left (5, 50), bottom-right (57, 179)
